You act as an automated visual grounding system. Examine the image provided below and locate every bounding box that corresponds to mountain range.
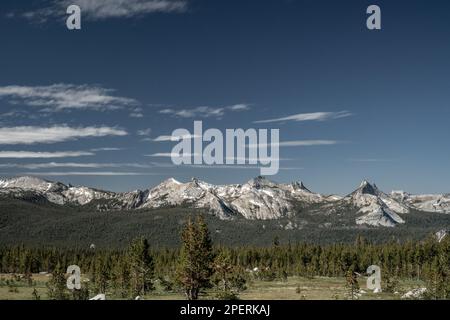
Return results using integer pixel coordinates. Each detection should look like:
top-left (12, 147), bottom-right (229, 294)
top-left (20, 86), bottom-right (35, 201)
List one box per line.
top-left (1, 175), bottom-right (449, 229)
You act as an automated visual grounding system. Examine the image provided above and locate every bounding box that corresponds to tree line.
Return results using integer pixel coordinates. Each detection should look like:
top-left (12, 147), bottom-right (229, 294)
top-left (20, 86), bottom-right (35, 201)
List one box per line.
top-left (0, 215), bottom-right (449, 299)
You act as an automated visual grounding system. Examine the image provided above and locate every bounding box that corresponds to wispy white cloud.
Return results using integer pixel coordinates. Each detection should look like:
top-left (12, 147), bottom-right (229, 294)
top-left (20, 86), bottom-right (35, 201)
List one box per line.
top-left (0, 110), bottom-right (28, 119)
top-left (248, 140), bottom-right (340, 148)
top-left (159, 104), bottom-right (250, 119)
top-left (129, 107), bottom-right (144, 118)
top-left (16, 0), bottom-right (187, 23)
top-left (0, 162), bottom-right (152, 169)
top-left (254, 111), bottom-right (352, 124)
top-left (152, 133), bottom-right (200, 142)
top-left (79, 0), bottom-right (188, 19)
top-left (0, 151), bottom-right (94, 158)
top-left (146, 152), bottom-right (199, 157)
top-left (137, 128), bottom-right (152, 136)
top-left (20, 172), bottom-right (159, 176)
top-left (0, 84), bottom-right (139, 111)
top-left (0, 126), bottom-right (127, 145)
top-left (348, 158), bottom-right (395, 163)
top-left (90, 147), bottom-right (123, 152)
top-left (227, 104), bottom-right (251, 111)
top-left (225, 156), bottom-right (292, 162)
top-left (187, 164), bottom-right (303, 170)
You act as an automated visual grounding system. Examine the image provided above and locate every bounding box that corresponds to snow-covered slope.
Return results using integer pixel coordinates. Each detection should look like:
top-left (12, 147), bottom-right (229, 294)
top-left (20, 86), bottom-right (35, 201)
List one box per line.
top-left (0, 176), bottom-right (329, 220)
top-left (142, 178), bottom-right (235, 219)
top-left (1, 176), bottom-right (449, 227)
top-left (219, 176), bottom-right (294, 220)
top-left (345, 181), bottom-right (407, 227)
top-left (0, 176), bottom-right (145, 209)
top-left (214, 177), bottom-right (334, 220)
top-left (391, 191), bottom-right (450, 214)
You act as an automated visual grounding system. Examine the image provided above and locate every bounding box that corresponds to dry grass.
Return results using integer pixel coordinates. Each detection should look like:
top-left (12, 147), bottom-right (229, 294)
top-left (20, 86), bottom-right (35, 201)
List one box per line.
top-left (0, 274), bottom-right (423, 300)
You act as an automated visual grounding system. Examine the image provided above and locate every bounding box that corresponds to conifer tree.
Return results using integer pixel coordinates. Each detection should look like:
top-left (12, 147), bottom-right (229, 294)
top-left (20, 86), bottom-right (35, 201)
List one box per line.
top-left (213, 249), bottom-right (247, 300)
top-left (112, 259), bottom-right (131, 298)
top-left (47, 262), bottom-right (68, 300)
top-left (176, 215), bottom-right (214, 300)
top-left (128, 237), bottom-right (155, 298)
top-left (345, 269), bottom-right (360, 300)
top-left (424, 243), bottom-right (450, 300)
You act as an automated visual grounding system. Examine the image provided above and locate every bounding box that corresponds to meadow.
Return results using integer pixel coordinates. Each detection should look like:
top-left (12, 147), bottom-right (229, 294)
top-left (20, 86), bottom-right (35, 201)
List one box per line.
top-left (0, 274), bottom-right (424, 300)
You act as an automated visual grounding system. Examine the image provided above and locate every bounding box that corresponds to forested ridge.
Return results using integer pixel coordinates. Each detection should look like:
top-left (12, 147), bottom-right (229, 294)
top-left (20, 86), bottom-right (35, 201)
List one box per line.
top-left (2, 197), bottom-right (450, 247)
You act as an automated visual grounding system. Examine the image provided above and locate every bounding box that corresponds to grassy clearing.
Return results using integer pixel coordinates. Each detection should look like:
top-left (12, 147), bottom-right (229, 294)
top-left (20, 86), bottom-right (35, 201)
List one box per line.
top-left (0, 274), bottom-right (425, 300)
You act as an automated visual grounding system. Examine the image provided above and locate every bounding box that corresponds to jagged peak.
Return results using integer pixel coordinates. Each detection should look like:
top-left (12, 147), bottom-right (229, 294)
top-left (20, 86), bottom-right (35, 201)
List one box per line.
top-left (162, 177), bottom-right (183, 185)
top-left (1, 175), bottom-right (49, 184)
top-left (246, 176), bottom-right (275, 188)
top-left (0, 176), bottom-right (58, 188)
top-left (291, 181), bottom-right (312, 193)
top-left (246, 176), bottom-right (273, 189)
top-left (359, 180), bottom-right (371, 188)
top-left (0, 176), bottom-right (69, 193)
top-left (347, 180), bottom-right (379, 198)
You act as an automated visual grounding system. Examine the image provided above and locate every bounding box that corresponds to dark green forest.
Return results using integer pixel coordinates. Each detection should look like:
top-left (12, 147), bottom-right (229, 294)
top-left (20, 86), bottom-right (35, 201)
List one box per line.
top-left (1, 197), bottom-right (450, 248)
top-left (1, 227), bottom-right (450, 300)
top-left (2, 197), bottom-right (450, 300)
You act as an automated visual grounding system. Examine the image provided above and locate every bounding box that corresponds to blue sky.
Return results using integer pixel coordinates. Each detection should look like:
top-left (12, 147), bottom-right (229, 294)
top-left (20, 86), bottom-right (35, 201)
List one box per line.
top-left (0, 0), bottom-right (449, 195)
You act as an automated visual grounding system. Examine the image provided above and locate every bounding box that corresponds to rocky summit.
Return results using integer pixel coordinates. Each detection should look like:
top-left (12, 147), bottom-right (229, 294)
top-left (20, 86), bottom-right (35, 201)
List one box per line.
top-left (1, 176), bottom-right (450, 228)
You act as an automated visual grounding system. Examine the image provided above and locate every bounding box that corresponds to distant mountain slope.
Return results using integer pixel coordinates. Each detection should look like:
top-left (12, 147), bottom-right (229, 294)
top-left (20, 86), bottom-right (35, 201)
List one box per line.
top-left (391, 191), bottom-right (450, 214)
top-left (1, 196), bottom-right (450, 248)
top-left (0, 176), bottom-right (449, 230)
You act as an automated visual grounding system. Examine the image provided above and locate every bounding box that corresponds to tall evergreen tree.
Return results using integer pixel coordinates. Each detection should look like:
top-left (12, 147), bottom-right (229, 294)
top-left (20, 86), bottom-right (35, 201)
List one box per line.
top-left (47, 262), bottom-right (68, 300)
top-left (176, 215), bottom-right (214, 300)
top-left (213, 249), bottom-right (246, 300)
top-left (345, 269), bottom-right (360, 300)
top-left (128, 237), bottom-right (155, 298)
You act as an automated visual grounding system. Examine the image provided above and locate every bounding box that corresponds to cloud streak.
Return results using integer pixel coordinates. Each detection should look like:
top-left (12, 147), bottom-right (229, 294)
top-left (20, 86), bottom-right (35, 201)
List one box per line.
top-left (0, 151), bottom-right (94, 158)
top-left (137, 128), bottom-right (152, 136)
top-left (0, 84), bottom-right (139, 111)
top-left (16, 0), bottom-right (187, 23)
top-left (0, 162), bottom-right (153, 169)
top-left (159, 104), bottom-right (250, 119)
top-left (20, 171), bottom-right (159, 176)
top-left (348, 158), bottom-right (395, 163)
top-left (152, 134), bottom-right (200, 142)
top-left (0, 126), bottom-right (127, 145)
top-left (147, 153), bottom-right (199, 157)
top-left (254, 111), bottom-right (352, 124)
top-left (248, 140), bottom-right (340, 148)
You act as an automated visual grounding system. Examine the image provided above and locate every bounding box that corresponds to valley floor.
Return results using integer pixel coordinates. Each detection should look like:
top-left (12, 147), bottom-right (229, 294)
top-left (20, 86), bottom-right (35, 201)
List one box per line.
top-left (0, 274), bottom-right (425, 300)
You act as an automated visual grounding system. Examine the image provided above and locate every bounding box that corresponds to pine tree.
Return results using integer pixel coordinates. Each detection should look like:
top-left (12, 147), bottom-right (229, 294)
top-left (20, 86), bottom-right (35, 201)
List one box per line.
top-left (213, 250), bottom-right (247, 300)
top-left (424, 245), bottom-right (450, 300)
top-left (176, 215), bottom-right (214, 300)
top-left (47, 262), bottom-right (68, 300)
top-left (128, 237), bottom-right (155, 298)
top-left (345, 269), bottom-right (360, 300)
top-left (93, 255), bottom-right (111, 294)
top-left (112, 259), bottom-right (131, 298)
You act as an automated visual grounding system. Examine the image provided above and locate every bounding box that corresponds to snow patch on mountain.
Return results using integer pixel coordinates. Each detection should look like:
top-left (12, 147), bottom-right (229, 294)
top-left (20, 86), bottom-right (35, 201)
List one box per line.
top-left (346, 181), bottom-right (407, 227)
top-left (142, 178), bottom-right (235, 219)
top-left (1, 176), bottom-right (449, 227)
top-left (435, 229), bottom-right (448, 243)
top-left (391, 191), bottom-right (450, 214)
